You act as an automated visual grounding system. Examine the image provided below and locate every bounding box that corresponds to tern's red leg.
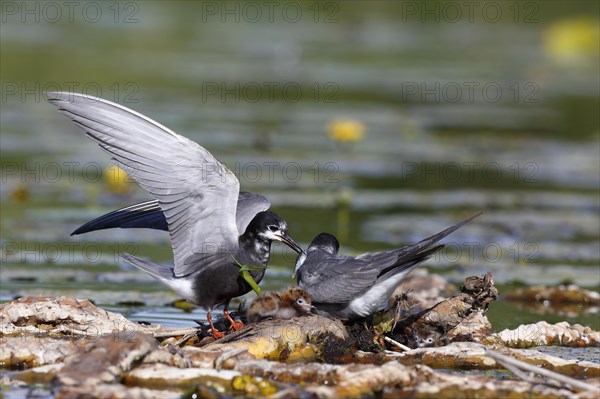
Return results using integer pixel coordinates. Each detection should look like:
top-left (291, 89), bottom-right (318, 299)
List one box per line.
top-left (207, 311), bottom-right (225, 339)
top-left (223, 307), bottom-right (244, 331)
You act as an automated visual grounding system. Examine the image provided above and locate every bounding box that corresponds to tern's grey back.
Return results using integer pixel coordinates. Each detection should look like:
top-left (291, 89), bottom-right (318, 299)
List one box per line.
top-left (296, 213), bottom-right (482, 319)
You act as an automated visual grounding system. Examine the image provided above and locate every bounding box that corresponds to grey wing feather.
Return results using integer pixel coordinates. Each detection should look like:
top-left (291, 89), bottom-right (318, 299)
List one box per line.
top-left (300, 252), bottom-right (382, 303)
top-left (304, 246), bottom-right (444, 304)
top-left (235, 192), bottom-right (271, 234)
top-left (71, 191), bottom-right (268, 236)
top-left (48, 92), bottom-right (240, 277)
top-left (121, 253), bottom-right (173, 281)
top-left (71, 200), bottom-right (167, 235)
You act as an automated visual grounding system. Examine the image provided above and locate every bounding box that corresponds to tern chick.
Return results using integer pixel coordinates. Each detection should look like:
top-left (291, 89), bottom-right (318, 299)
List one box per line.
top-left (247, 287), bottom-right (314, 323)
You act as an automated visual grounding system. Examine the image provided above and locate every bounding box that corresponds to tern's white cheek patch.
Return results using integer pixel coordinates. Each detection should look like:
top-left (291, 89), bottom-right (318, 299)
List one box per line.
top-left (259, 230), bottom-right (277, 241)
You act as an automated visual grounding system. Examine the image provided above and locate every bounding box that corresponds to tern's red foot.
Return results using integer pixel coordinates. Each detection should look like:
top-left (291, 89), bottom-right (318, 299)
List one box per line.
top-left (211, 328), bottom-right (225, 340)
top-left (224, 309), bottom-right (244, 331)
top-left (207, 311), bottom-right (225, 339)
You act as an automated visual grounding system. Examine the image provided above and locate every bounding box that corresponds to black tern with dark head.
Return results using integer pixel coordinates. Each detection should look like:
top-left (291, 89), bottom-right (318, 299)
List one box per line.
top-left (47, 92), bottom-right (302, 338)
top-left (294, 213), bottom-right (481, 320)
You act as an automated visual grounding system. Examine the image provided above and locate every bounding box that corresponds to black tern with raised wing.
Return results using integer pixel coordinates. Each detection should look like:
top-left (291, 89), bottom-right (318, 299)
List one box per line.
top-left (48, 92), bottom-right (302, 338)
top-left (294, 213), bottom-right (481, 320)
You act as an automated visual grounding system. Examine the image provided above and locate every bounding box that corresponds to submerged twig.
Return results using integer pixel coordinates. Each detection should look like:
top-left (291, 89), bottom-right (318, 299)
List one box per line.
top-left (485, 349), bottom-right (597, 392)
top-left (497, 357), bottom-right (549, 386)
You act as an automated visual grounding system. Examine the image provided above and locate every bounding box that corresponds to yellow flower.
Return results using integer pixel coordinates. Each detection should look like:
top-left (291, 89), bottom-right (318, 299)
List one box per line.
top-left (10, 184), bottom-right (29, 203)
top-left (328, 119), bottom-right (365, 143)
top-left (544, 17), bottom-right (600, 62)
top-left (104, 164), bottom-right (131, 194)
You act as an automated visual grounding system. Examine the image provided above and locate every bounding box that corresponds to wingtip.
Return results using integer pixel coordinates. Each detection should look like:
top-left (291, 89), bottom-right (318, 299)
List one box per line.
top-left (70, 223), bottom-right (92, 236)
top-left (46, 91), bottom-right (67, 103)
top-left (466, 211), bottom-right (483, 222)
top-left (70, 227), bottom-right (85, 236)
top-left (45, 91), bottom-right (102, 104)
top-left (120, 252), bottom-right (137, 263)
top-left (450, 211), bottom-right (483, 231)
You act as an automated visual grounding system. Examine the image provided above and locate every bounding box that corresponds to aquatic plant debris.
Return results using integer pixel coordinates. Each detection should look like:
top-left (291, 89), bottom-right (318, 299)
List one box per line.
top-left (483, 320), bottom-right (600, 348)
top-left (1, 282), bottom-right (598, 398)
top-left (233, 257), bottom-right (265, 296)
top-left (390, 272), bottom-right (498, 348)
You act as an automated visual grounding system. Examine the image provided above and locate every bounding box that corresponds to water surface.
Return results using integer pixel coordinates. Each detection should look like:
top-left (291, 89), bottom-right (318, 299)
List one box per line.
top-left (1, 1), bottom-right (598, 333)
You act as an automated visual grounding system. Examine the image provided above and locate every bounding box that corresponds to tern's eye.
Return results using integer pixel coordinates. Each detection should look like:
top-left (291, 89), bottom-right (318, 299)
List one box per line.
top-left (297, 298), bottom-right (305, 304)
top-left (268, 225), bottom-right (278, 232)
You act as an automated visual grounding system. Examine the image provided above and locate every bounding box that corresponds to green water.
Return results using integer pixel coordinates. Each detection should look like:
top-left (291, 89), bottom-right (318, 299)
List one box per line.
top-left (1, 2), bottom-right (599, 334)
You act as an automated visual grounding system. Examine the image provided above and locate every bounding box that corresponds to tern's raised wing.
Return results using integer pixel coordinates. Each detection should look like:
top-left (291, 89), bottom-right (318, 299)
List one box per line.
top-left (71, 200), bottom-right (168, 235)
top-left (235, 192), bottom-right (271, 234)
top-left (48, 92), bottom-right (240, 277)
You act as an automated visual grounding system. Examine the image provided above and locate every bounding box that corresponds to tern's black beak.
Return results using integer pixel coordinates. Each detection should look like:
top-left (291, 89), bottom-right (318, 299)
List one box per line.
top-left (275, 233), bottom-right (303, 254)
